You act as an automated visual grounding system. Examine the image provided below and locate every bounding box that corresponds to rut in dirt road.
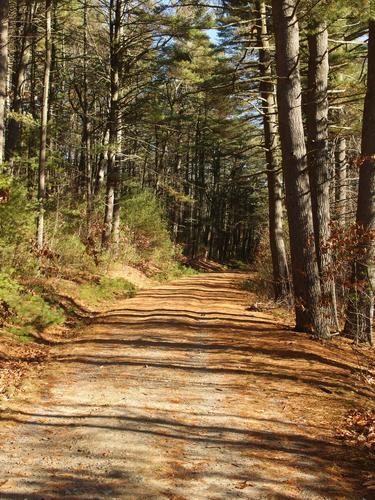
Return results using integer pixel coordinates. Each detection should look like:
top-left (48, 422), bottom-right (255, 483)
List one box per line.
top-left (0, 273), bottom-right (370, 499)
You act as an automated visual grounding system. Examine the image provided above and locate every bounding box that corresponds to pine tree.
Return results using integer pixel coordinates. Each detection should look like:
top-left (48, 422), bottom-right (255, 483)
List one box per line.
top-left (344, 15), bottom-right (375, 345)
top-left (272, 0), bottom-right (330, 337)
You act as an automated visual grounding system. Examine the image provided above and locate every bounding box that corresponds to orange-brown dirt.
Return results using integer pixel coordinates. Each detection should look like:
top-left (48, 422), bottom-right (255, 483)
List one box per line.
top-left (0, 272), bottom-right (374, 499)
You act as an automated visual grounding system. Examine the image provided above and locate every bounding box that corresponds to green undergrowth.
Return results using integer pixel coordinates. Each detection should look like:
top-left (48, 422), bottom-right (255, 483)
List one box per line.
top-left (153, 262), bottom-right (199, 282)
top-left (239, 278), bottom-right (255, 292)
top-left (228, 260), bottom-right (251, 271)
top-left (77, 277), bottom-right (137, 305)
top-left (0, 175), bottom-right (197, 343)
top-left (0, 272), bottom-right (65, 342)
top-left (0, 273), bottom-right (138, 342)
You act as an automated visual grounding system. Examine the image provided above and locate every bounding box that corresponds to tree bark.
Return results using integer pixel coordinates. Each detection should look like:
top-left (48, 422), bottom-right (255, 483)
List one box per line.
top-left (6, 0), bottom-right (35, 160)
top-left (112, 123), bottom-right (122, 252)
top-left (335, 137), bottom-right (347, 227)
top-left (256, 0), bottom-right (290, 301)
top-left (37, 0), bottom-right (53, 250)
top-left (83, 0), bottom-right (92, 229)
top-left (344, 19), bottom-right (375, 345)
top-left (306, 22), bottom-right (338, 328)
top-left (271, 0), bottom-right (329, 337)
top-left (102, 0), bottom-right (122, 250)
top-left (0, 0), bottom-right (9, 164)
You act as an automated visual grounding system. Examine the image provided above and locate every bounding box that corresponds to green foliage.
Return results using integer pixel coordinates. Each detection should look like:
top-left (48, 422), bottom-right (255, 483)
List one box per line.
top-left (55, 235), bottom-right (90, 268)
top-left (301, 0), bottom-right (369, 22)
top-left (0, 271), bottom-right (65, 341)
top-left (121, 186), bottom-right (177, 266)
top-left (0, 174), bottom-right (37, 274)
top-left (77, 277), bottom-right (136, 305)
top-left (7, 111), bottom-right (39, 130)
top-left (169, 31), bottom-right (218, 85)
top-left (46, 204), bottom-right (98, 273)
top-left (239, 278), bottom-right (255, 292)
top-left (228, 260), bottom-right (251, 271)
top-left (0, 271), bottom-right (21, 304)
top-left (153, 261), bottom-right (198, 282)
top-left (53, 233), bottom-right (97, 273)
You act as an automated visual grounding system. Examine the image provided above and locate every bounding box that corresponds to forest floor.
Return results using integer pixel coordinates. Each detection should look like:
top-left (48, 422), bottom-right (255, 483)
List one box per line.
top-left (0, 272), bottom-right (374, 499)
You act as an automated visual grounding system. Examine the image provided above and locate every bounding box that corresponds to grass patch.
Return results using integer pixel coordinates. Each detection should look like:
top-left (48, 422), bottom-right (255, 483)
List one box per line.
top-left (77, 277), bottom-right (137, 306)
top-left (0, 272), bottom-right (65, 341)
top-left (153, 262), bottom-right (199, 282)
top-left (228, 260), bottom-right (251, 271)
top-left (0, 273), bottom-right (138, 343)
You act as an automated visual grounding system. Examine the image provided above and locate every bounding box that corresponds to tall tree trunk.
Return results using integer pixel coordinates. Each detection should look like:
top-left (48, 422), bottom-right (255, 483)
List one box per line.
top-left (112, 123), bottom-right (122, 252)
top-left (271, 0), bottom-right (329, 338)
top-left (6, 0), bottom-right (35, 160)
top-left (28, 10), bottom-right (38, 165)
top-left (0, 0), bottom-right (9, 164)
top-left (37, 0), bottom-right (52, 250)
top-left (83, 0), bottom-right (92, 229)
top-left (256, 0), bottom-right (289, 301)
top-left (344, 19), bottom-right (375, 345)
top-left (335, 137), bottom-right (347, 227)
top-left (102, 0), bottom-right (122, 250)
top-left (306, 22), bottom-right (338, 328)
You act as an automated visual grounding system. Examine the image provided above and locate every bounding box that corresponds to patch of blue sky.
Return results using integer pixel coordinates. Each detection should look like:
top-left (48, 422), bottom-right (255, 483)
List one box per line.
top-left (205, 28), bottom-right (219, 44)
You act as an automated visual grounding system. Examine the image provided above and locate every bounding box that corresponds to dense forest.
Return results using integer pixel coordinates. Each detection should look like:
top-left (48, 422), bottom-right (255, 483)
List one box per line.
top-left (0, 1), bottom-right (375, 497)
top-left (0, 0), bottom-right (374, 346)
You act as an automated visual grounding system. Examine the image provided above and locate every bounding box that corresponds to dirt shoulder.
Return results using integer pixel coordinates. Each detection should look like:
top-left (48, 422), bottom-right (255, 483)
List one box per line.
top-left (0, 264), bottom-right (157, 400)
top-left (0, 272), bottom-right (374, 499)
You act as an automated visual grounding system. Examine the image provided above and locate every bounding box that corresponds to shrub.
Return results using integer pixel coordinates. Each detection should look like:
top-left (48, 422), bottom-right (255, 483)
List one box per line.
top-left (153, 261), bottom-right (198, 282)
top-left (53, 233), bottom-right (96, 273)
top-left (247, 235), bottom-right (277, 298)
top-left (77, 277), bottom-right (136, 305)
top-left (120, 186), bottom-right (177, 271)
top-left (46, 204), bottom-right (98, 273)
top-left (0, 174), bottom-right (37, 274)
top-left (0, 271), bottom-right (65, 341)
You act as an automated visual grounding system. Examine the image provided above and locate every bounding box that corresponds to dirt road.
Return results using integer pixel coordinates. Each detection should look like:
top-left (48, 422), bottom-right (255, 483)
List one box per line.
top-left (0, 273), bottom-right (372, 499)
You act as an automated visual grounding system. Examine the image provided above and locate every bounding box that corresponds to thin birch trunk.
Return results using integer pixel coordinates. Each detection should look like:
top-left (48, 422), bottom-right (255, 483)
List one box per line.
top-left (335, 137), bottom-right (347, 227)
top-left (37, 0), bottom-right (52, 250)
top-left (0, 0), bottom-right (9, 164)
top-left (102, 0), bottom-right (122, 250)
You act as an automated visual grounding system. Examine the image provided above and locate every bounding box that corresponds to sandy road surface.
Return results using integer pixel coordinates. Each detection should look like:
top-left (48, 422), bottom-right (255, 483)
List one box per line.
top-left (0, 273), bottom-right (371, 499)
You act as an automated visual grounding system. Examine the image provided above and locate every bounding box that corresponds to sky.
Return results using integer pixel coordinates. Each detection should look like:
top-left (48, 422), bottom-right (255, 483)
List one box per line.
top-left (206, 28), bottom-right (219, 44)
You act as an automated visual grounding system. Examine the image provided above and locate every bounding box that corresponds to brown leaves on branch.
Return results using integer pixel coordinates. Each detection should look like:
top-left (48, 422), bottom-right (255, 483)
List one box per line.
top-left (324, 223), bottom-right (375, 261)
top-left (320, 223), bottom-right (375, 282)
top-left (0, 188), bottom-right (9, 204)
top-left (354, 155), bottom-right (375, 168)
top-left (0, 300), bottom-right (14, 327)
